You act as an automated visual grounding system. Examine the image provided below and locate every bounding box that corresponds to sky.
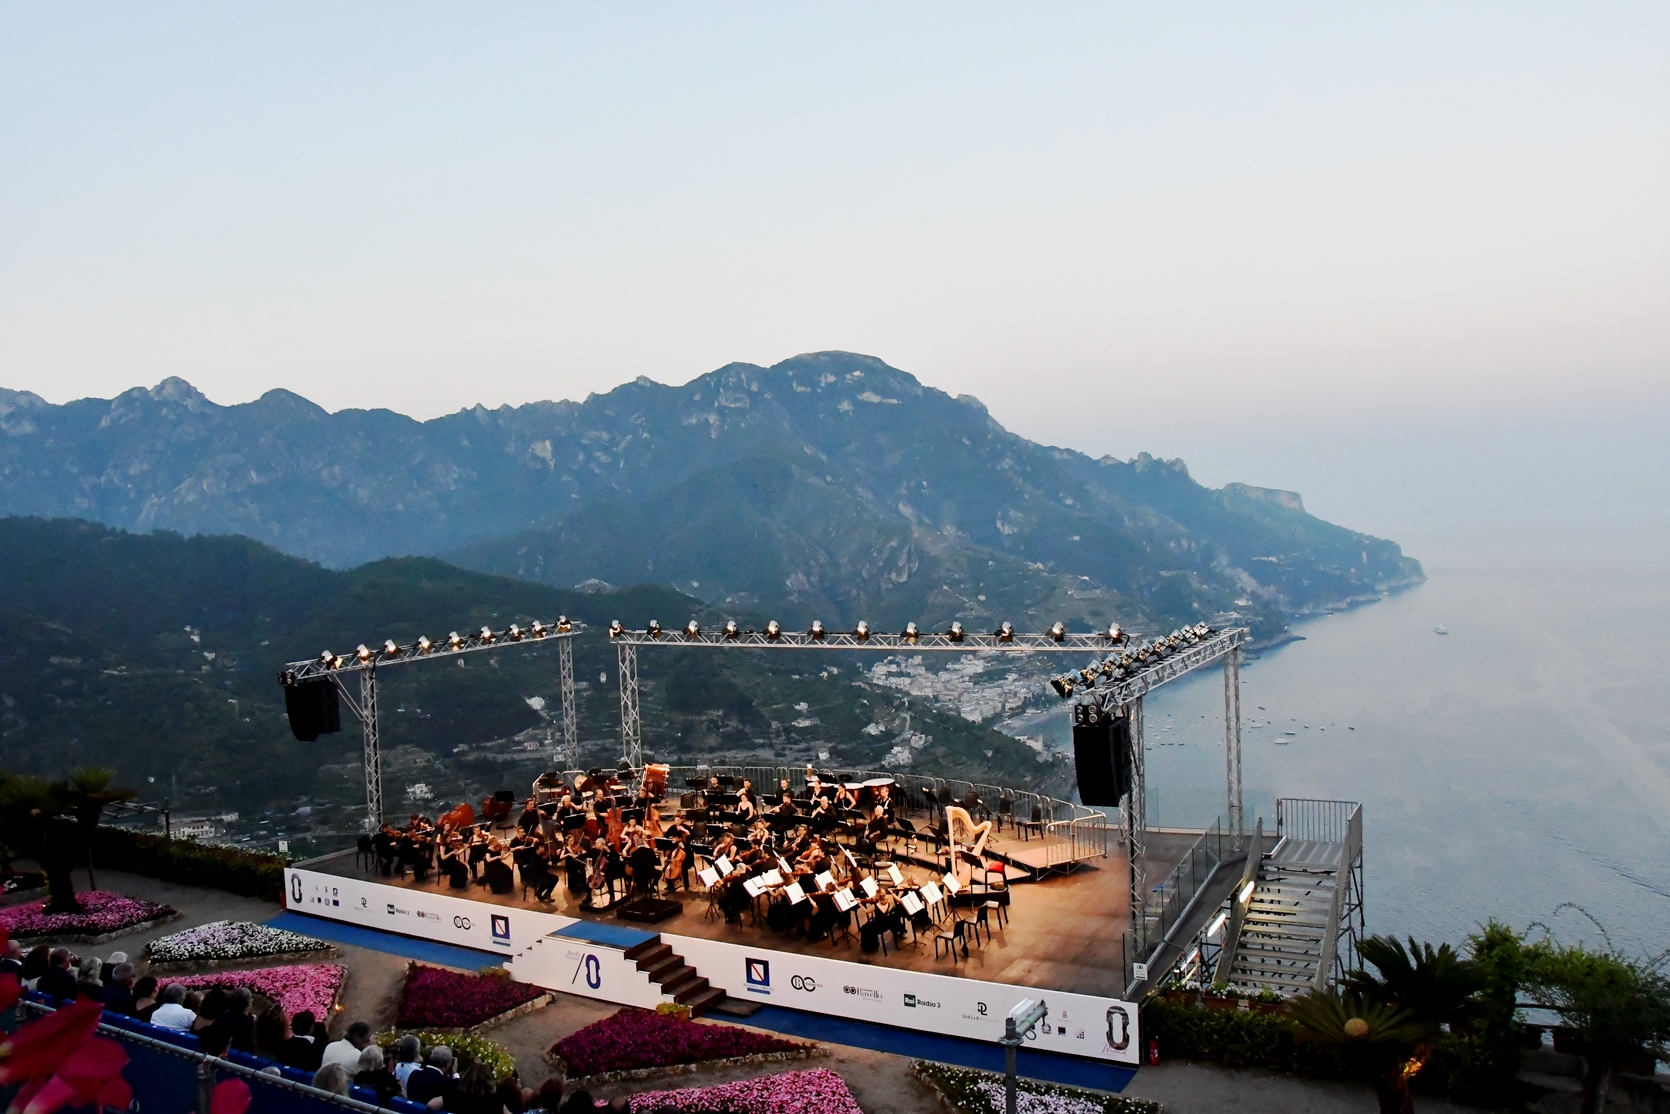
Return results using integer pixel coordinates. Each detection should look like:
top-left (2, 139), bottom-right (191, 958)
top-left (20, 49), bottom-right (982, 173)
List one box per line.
top-left (2, 4), bottom-right (1667, 537)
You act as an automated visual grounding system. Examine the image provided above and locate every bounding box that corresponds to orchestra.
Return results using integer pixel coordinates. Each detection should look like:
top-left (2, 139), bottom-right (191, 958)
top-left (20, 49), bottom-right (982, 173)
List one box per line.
top-left (362, 770), bottom-right (995, 954)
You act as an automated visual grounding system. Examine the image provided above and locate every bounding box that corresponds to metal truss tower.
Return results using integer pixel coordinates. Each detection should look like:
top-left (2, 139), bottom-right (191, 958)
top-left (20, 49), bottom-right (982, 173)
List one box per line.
top-left (616, 641), bottom-right (641, 770)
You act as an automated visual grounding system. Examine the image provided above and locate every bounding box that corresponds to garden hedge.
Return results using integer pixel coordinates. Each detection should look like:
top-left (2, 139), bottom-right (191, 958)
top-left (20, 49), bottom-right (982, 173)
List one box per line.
top-left (91, 826), bottom-right (287, 900)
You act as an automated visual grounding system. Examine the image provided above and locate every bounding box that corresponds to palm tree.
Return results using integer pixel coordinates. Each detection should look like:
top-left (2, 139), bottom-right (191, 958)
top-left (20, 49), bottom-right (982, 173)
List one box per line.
top-left (1345, 935), bottom-right (1487, 1029)
top-left (0, 774), bottom-right (86, 915)
top-left (1291, 990), bottom-right (1435, 1114)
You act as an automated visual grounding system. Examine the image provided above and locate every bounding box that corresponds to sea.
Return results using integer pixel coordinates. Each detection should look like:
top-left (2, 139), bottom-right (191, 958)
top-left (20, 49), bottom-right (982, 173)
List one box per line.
top-left (1016, 510), bottom-right (1670, 959)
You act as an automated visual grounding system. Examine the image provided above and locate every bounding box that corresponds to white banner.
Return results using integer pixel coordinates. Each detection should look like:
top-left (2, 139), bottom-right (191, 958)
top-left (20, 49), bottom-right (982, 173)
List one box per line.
top-left (282, 870), bottom-right (1137, 1064)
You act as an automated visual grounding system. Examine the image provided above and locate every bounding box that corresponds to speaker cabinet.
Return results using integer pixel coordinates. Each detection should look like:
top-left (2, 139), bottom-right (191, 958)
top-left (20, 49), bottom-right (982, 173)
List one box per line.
top-left (284, 678), bottom-right (341, 742)
top-left (1073, 704), bottom-right (1132, 806)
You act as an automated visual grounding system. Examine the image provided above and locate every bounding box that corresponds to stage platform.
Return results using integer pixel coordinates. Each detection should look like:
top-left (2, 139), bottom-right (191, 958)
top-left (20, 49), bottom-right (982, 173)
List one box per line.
top-left (300, 827), bottom-right (1201, 1000)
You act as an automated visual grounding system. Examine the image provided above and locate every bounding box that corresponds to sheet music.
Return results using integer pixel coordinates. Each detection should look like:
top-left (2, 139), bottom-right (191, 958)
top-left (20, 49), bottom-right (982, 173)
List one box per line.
top-left (886, 863), bottom-right (904, 886)
top-left (943, 871), bottom-right (962, 894)
top-left (762, 869), bottom-right (784, 887)
top-left (743, 876), bottom-right (765, 897)
top-left (715, 855), bottom-right (734, 875)
top-left (921, 881), bottom-right (944, 905)
top-left (900, 891), bottom-right (924, 915)
top-left (832, 887), bottom-right (858, 912)
top-left (777, 856), bottom-right (794, 876)
top-left (814, 870), bottom-right (834, 892)
top-left (785, 880), bottom-right (807, 904)
top-left (860, 877), bottom-right (879, 898)
top-left (698, 866), bottom-right (720, 887)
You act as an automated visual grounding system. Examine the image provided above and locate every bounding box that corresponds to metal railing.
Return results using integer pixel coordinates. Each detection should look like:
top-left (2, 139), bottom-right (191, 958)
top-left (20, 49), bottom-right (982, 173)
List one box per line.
top-left (1276, 797), bottom-right (1358, 844)
top-left (1144, 818), bottom-right (1230, 947)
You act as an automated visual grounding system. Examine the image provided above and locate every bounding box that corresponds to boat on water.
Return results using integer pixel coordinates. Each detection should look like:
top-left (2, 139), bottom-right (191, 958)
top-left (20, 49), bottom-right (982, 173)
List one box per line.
top-left (1434, 624), bottom-right (1449, 635)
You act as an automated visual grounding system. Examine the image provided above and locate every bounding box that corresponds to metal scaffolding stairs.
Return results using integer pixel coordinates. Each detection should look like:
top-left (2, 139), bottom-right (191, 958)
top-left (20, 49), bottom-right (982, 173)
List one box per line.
top-left (1225, 852), bottom-right (1342, 995)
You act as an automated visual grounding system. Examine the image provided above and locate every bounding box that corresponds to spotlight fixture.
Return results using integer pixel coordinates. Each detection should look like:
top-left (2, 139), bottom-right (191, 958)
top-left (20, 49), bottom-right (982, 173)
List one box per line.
top-left (766, 620), bottom-right (782, 640)
top-left (685, 620), bottom-right (701, 639)
top-left (356, 644), bottom-right (373, 662)
top-left (808, 620), bottom-right (826, 640)
top-left (318, 651), bottom-right (334, 666)
top-left (1106, 623), bottom-right (1125, 643)
top-left (530, 621), bottom-right (546, 638)
top-left (507, 625), bottom-right (523, 641)
top-left (556, 615), bottom-right (571, 633)
top-left (1050, 676), bottom-right (1074, 698)
top-left (724, 620), bottom-right (739, 640)
top-left (854, 621), bottom-right (870, 641)
top-left (993, 621), bottom-right (1014, 643)
top-left (382, 640), bottom-right (399, 656)
top-left (417, 636), bottom-right (433, 653)
top-left (648, 620), bottom-right (663, 638)
top-left (902, 622), bottom-right (919, 643)
top-left (608, 620), bottom-right (624, 638)
top-left (1049, 622), bottom-right (1066, 642)
top-left (448, 631), bottom-right (464, 649)
top-left (479, 626), bottom-right (496, 643)
top-left (947, 621), bottom-right (964, 643)
top-left (1078, 666), bottom-right (1098, 686)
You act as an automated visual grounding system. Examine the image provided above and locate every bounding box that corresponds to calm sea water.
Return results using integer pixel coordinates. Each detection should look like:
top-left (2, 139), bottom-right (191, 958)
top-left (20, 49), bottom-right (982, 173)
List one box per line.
top-left (1130, 519), bottom-right (1670, 957)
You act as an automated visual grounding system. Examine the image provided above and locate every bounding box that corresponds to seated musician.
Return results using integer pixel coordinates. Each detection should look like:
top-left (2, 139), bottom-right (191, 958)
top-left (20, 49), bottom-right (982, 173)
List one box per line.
top-left (710, 831), bottom-right (739, 867)
top-left (735, 785), bottom-right (757, 821)
top-left (768, 793), bottom-right (798, 819)
top-left (663, 811), bottom-right (692, 843)
top-left (621, 816), bottom-right (649, 855)
top-left (747, 817), bottom-right (773, 852)
top-left (517, 798), bottom-right (542, 837)
top-left (482, 838), bottom-right (516, 895)
top-left (555, 793), bottom-right (581, 820)
top-left (808, 795), bottom-right (834, 826)
top-left (437, 835), bottom-right (469, 889)
top-left (832, 783), bottom-right (856, 810)
top-left (660, 837), bottom-right (689, 892)
top-left (466, 829), bottom-right (490, 880)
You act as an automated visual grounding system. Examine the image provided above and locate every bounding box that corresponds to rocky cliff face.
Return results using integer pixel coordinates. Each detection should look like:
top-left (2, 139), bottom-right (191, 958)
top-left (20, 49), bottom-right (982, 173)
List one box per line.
top-left (0, 352), bottom-right (1422, 637)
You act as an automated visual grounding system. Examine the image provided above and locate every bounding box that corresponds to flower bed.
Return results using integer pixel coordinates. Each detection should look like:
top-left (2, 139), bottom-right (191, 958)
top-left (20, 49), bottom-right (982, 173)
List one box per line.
top-left (159, 964), bottom-right (346, 1020)
top-left (377, 1031), bottom-right (517, 1083)
top-left (627, 1068), bottom-right (862, 1114)
top-left (550, 1007), bottom-right (809, 1078)
top-left (0, 890), bottom-right (177, 940)
top-left (396, 963), bottom-right (548, 1031)
top-left (913, 1062), bottom-right (1162, 1114)
top-left (147, 920), bottom-right (335, 966)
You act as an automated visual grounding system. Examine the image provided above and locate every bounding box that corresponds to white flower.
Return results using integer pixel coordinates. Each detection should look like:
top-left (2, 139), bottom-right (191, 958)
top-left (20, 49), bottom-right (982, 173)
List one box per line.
top-left (148, 919), bottom-right (331, 964)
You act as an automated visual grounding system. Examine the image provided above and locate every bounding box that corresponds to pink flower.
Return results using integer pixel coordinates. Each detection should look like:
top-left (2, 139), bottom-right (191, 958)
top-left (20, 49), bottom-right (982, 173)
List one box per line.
top-left (159, 964), bottom-right (346, 1019)
top-left (397, 965), bottom-right (544, 1030)
top-left (552, 1008), bottom-right (805, 1077)
top-left (0, 892), bottom-right (174, 939)
top-left (627, 1068), bottom-right (863, 1114)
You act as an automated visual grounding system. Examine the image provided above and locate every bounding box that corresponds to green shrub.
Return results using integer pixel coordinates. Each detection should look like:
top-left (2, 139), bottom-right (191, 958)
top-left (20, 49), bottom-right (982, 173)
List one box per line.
top-left (377, 1030), bottom-right (517, 1082)
top-left (91, 827), bottom-right (286, 899)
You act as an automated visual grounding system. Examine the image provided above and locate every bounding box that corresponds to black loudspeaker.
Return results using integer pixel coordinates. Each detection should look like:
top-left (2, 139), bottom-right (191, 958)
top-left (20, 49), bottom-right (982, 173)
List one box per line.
top-left (1073, 704), bottom-right (1132, 806)
top-left (284, 679), bottom-right (341, 742)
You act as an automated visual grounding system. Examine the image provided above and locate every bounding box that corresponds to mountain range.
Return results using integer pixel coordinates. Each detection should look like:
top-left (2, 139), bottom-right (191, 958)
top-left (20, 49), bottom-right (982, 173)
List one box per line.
top-left (0, 352), bottom-right (1423, 644)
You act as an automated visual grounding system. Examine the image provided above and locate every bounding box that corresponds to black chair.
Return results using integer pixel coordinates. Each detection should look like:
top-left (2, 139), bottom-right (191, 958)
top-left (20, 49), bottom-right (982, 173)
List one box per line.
top-left (934, 918), bottom-right (969, 961)
top-left (997, 797), bottom-right (1014, 831)
top-left (1017, 804), bottom-right (1044, 841)
top-left (936, 786), bottom-right (952, 808)
top-left (355, 834), bottom-right (374, 870)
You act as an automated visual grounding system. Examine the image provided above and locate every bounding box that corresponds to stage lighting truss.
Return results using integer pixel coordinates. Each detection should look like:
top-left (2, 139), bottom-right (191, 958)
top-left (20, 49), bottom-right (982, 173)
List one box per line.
top-left (1047, 624), bottom-right (1247, 708)
top-left (607, 618), bottom-right (1133, 653)
top-left (278, 616), bottom-right (582, 684)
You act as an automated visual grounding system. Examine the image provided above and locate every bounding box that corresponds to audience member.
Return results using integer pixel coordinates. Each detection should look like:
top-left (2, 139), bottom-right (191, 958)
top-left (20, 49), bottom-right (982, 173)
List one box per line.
top-left (19, 946), bottom-right (50, 991)
top-left (405, 1044), bottom-right (456, 1108)
top-left (277, 1010), bottom-right (325, 1072)
top-left (0, 941), bottom-right (22, 977)
top-left (354, 1044), bottom-right (403, 1105)
top-left (391, 1034), bottom-right (424, 1093)
top-left (311, 1062), bottom-right (352, 1096)
top-left (149, 985), bottom-right (195, 1031)
top-left (526, 1078), bottom-right (564, 1114)
top-left (223, 987), bottom-right (256, 1053)
top-left (193, 988), bottom-right (232, 1056)
top-left (131, 976), bottom-right (160, 1021)
top-left (446, 1060), bottom-right (504, 1114)
top-left (320, 1020), bottom-right (373, 1072)
top-left (99, 963), bottom-right (137, 1014)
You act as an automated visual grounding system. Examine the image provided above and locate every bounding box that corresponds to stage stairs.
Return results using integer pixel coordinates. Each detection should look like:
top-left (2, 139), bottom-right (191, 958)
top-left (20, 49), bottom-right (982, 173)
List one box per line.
top-left (1221, 837), bottom-right (1347, 996)
top-left (624, 936), bottom-right (725, 1016)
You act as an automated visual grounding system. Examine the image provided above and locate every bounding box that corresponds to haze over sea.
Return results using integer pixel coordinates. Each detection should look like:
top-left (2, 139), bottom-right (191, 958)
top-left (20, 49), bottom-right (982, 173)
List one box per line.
top-left (1059, 408), bottom-right (1670, 961)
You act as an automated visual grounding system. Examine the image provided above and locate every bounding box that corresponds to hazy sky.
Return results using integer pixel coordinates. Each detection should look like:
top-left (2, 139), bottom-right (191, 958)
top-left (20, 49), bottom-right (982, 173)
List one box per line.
top-left (2, 4), bottom-right (1666, 526)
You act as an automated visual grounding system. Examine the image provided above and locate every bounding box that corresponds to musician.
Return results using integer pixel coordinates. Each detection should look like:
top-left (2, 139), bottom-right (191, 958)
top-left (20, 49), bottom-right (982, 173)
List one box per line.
top-left (769, 793), bottom-right (798, 819)
top-left (664, 811), bottom-right (692, 843)
top-left (482, 838), bottom-right (516, 895)
top-left (808, 795), bottom-right (834, 826)
top-left (660, 838), bottom-right (689, 892)
top-left (833, 783), bottom-right (857, 810)
top-left (645, 804), bottom-right (665, 840)
top-left (710, 831), bottom-right (738, 865)
top-left (735, 785), bottom-right (757, 821)
top-left (466, 829), bottom-right (490, 880)
top-left (621, 815), bottom-right (649, 855)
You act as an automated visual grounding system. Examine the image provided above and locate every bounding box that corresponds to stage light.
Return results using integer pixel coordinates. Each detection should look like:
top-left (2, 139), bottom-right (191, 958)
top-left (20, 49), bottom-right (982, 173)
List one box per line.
top-left (318, 651), bottom-right (333, 666)
top-left (1078, 667), bottom-right (1098, 686)
top-left (507, 625), bottom-right (523, 641)
top-left (1106, 623), bottom-right (1125, 642)
top-left (902, 622), bottom-right (919, 643)
top-left (809, 620), bottom-right (826, 640)
top-left (417, 636), bottom-right (433, 653)
top-left (685, 620), bottom-right (701, 639)
top-left (993, 622), bottom-right (1013, 642)
top-left (766, 620), bottom-right (782, 640)
top-left (724, 620), bottom-right (739, 639)
top-left (854, 621), bottom-right (870, 641)
top-left (1050, 676), bottom-right (1074, 698)
top-left (530, 621), bottom-right (546, 638)
top-left (556, 616), bottom-right (571, 633)
top-left (648, 620), bottom-right (663, 638)
top-left (1049, 622), bottom-right (1065, 642)
top-left (609, 621), bottom-right (624, 639)
top-left (355, 644), bottom-right (372, 662)
top-left (479, 626), bottom-right (496, 643)
top-left (1195, 622), bottom-right (1211, 637)
top-left (1238, 879), bottom-right (1256, 903)
top-left (947, 622), bottom-right (964, 642)
top-left (448, 631), bottom-right (463, 649)
top-left (382, 640), bottom-right (399, 656)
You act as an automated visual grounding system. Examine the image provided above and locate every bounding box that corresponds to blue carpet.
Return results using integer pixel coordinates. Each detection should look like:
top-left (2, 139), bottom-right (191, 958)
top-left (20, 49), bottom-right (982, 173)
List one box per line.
top-left (736, 1005), bottom-right (1137, 1093)
top-left (550, 922), bottom-right (657, 949)
top-left (265, 912), bottom-right (504, 969)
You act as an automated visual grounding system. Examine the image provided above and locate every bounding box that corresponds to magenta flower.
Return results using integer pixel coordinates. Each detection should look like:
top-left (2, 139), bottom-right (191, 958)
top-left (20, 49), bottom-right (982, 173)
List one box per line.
top-left (627, 1068), bottom-right (863, 1114)
top-left (552, 1008), bottom-right (807, 1077)
top-left (396, 965), bottom-right (545, 1030)
top-left (0, 892), bottom-right (174, 939)
top-left (159, 964), bottom-right (346, 1019)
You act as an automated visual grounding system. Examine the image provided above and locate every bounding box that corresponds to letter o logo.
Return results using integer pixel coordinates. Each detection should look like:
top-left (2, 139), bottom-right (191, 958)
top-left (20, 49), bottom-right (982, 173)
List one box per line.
top-left (584, 955), bottom-right (602, 989)
top-left (289, 876), bottom-right (302, 903)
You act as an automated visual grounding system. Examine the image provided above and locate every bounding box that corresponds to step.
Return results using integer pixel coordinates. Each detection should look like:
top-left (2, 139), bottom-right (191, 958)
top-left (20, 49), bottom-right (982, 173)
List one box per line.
top-left (671, 975), bottom-right (713, 1005)
top-left (683, 985), bottom-right (725, 1017)
top-left (632, 943), bottom-right (675, 970)
top-left (662, 968), bottom-right (705, 997)
top-left (623, 937), bottom-right (666, 962)
top-left (645, 955), bottom-right (691, 983)
top-left (653, 962), bottom-right (696, 989)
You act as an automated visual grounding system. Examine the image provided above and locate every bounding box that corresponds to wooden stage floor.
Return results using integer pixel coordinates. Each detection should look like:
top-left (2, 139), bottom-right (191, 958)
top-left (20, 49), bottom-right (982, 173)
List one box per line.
top-left (308, 830), bottom-right (1200, 1000)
